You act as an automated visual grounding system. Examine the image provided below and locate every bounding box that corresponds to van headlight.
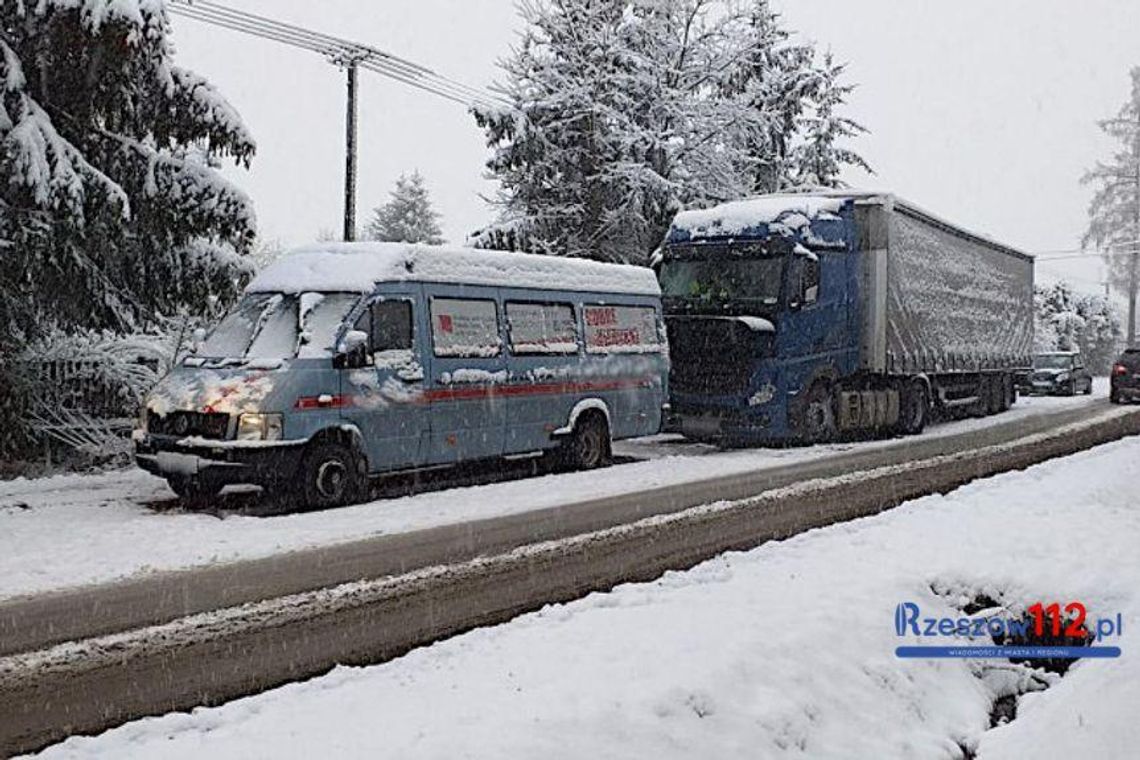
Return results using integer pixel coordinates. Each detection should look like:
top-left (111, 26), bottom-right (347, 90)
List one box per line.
top-left (236, 413), bottom-right (284, 441)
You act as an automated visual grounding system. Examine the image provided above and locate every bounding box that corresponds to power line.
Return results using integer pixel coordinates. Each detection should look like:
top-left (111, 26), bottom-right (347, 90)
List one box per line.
top-left (167, 0), bottom-right (511, 241)
top-left (167, 0), bottom-right (507, 110)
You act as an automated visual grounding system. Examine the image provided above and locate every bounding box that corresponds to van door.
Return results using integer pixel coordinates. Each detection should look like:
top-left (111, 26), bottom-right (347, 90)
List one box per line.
top-left (341, 286), bottom-right (428, 472)
top-left (424, 290), bottom-right (508, 463)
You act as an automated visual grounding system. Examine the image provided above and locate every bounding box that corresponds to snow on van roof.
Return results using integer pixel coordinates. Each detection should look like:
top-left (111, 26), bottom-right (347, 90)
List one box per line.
top-left (248, 242), bottom-right (661, 296)
top-left (671, 194), bottom-right (848, 237)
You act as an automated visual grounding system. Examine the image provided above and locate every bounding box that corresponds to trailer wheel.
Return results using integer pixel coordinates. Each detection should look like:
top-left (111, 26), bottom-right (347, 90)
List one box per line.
top-left (297, 441), bottom-right (364, 509)
top-left (561, 412), bottom-right (612, 470)
top-left (899, 381), bottom-right (928, 435)
top-left (987, 375), bottom-right (1005, 415)
top-left (801, 382), bottom-right (838, 443)
top-left (1001, 374), bottom-right (1015, 411)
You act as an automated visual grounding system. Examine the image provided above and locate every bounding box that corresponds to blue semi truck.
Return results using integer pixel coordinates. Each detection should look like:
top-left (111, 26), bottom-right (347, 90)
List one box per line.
top-left (657, 191), bottom-right (1035, 443)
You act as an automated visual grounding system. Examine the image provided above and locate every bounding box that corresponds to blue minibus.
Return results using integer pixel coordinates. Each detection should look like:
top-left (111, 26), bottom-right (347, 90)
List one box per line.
top-left (135, 243), bottom-right (668, 507)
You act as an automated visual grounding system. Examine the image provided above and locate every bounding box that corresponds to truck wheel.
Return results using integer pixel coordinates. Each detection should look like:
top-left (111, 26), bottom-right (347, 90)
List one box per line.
top-left (988, 375), bottom-right (1005, 414)
top-left (899, 381), bottom-right (928, 435)
top-left (297, 441), bottom-right (364, 509)
top-left (801, 382), bottom-right (838, 443)
top-left (1001, 375), bottom-right (1015, 411)
top-left (167, 475), bottom-right (222, 502)
top-left (561, 412), bottom-right (612, 470)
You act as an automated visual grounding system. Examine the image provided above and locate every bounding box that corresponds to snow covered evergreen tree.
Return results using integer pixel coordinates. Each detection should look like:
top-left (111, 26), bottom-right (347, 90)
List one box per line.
top-left (365, 171), bottom-right (444, 244)
top-left (474, 0), bottom-right (868, 263)
top-left (1082, 67), bottom-right (1140, 346)
top-left (791, 51), bottom-right (871, 188)
top-left (0, 0), bottom-right (256, 343)
top-left (1034, 282), bottom-right (1122, 372)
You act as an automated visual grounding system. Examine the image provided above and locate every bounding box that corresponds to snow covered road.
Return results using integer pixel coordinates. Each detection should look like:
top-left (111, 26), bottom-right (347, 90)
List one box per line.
top-left (0, 385), bottom-right (1112, 602)
top-left (30, 400), bottom-right (1140, 759)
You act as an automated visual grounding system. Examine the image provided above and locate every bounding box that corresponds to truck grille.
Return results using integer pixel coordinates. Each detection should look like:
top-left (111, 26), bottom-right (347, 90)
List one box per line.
top-left (148, 411), bottom-right (230, 439)
top-left (666, 316), bottom-right (757, 395)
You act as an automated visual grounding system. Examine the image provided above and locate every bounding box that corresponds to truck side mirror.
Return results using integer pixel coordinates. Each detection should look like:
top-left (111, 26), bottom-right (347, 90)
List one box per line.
top-left (333, 329), bottom-right (370, 369)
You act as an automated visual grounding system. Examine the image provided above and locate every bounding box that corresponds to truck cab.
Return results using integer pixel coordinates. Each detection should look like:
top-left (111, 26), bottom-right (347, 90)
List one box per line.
top-left (659, 197), bottom-right (861, 443)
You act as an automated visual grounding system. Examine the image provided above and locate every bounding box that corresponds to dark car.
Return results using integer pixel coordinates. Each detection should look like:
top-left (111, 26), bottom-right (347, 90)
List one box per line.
top-left (1110, 348), bottom-right (1140, 403)
top-left (1022, 351), bottom-right (1093, 396)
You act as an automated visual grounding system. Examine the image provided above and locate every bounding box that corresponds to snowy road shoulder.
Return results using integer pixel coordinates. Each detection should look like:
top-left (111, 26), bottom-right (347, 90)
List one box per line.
top-left (34, 427), bottom-right (1140, 760)
top-left (0, 388), bottom-right (1115, 602)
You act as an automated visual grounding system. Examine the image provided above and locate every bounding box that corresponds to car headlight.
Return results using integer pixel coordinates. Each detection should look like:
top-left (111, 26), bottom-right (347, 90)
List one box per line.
top-left (1055, 372), bottom-right (1070, 382)
top-left (236, 413), bottom-right (284, 441)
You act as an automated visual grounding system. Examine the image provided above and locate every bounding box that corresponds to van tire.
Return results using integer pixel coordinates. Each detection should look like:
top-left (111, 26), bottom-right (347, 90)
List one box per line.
top-left (167, 475), bottom-right (222, 502)
top-left (297, 441), bottom-right (363, 509)
top-left (562, 412), bottom-right (612, 470)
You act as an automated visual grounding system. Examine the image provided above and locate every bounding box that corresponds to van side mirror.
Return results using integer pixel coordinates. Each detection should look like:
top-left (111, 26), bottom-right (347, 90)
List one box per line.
top-left (333, 329), bottom-right (370, 369)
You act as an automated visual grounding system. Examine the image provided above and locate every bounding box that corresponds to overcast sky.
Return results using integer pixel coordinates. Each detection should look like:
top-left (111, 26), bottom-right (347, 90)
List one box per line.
top-left (171, 0), bottom-right (1140, 293)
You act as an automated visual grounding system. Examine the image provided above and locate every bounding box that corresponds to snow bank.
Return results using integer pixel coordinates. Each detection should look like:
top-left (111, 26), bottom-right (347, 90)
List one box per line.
top-left (36, 421), bottom-right (1140, 759)
top-left (247, 243), bottom-right (661, 296)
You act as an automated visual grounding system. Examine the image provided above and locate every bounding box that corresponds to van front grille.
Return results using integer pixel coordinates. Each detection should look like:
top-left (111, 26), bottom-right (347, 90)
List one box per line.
top-left (148, 411), bottom-right (230, 439)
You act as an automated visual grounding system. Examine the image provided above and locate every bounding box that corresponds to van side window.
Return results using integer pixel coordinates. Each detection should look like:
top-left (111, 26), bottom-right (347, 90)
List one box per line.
top-left (802, 256), bottom-right (820, 306)
top-left (431, 298), bottom-right (501, 357)
top-left (506, 302), bottom-right (578, 355)
top-left (371, 299), bottom-right (413, 352)
top-left (583, 305), bottom-right (663, 354)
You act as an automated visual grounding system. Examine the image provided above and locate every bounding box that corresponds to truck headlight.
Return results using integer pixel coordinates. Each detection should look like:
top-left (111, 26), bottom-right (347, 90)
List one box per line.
top-left (236, 413), bottom-right (284, 441)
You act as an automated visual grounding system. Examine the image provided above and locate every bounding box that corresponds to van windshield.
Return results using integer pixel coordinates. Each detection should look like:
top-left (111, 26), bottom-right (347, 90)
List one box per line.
top-left (197, 292), bottom-right (361, 360)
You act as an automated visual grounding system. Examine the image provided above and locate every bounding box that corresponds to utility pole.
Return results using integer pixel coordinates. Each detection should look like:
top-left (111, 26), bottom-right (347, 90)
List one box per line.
top-left (1131, 166), bottom-right (1140, 346)
top-left (343, 62), bottom-right (359, 242)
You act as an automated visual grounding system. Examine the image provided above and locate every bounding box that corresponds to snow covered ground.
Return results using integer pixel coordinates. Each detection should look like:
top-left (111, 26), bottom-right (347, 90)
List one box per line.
top-left (31, 406), bottom-right (1140, 759)
top-left (0, 384), bottom-right (1109, 600)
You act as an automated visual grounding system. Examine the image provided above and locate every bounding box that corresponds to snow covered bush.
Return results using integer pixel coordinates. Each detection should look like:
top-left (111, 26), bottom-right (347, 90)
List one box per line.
top-left (1034, 282), bottom-right (1122, 372)
top-left (15, 324), bottom-right (184, 463)
top-left (473, 0), bottom-right (869, 263)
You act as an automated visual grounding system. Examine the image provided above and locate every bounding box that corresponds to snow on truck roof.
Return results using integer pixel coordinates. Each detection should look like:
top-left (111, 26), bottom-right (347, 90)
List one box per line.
top-left (670, 190), bottom-right (1033, 261)
top-left (671, 194), bottom-right (848, 238)
top-left (248, 242), bottom-right (661, 297)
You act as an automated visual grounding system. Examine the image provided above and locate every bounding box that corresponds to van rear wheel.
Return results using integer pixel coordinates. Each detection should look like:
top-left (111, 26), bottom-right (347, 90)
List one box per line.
top-left (562, 413), bottom-right (612, 470)
top-left (297, 442), bottom-right (364, 509)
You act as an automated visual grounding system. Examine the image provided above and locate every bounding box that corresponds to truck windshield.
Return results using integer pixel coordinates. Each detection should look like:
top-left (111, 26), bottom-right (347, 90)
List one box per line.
top-left (197, 292), bottom-right (361, 360)
top-left (1033, 354), bottom-right (1073, 370)
top-left (659, 252), bottom-right (785, 306)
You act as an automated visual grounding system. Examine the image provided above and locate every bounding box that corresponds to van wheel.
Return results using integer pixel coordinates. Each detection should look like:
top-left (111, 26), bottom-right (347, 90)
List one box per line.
top-left (563, 413), bottom-right (611, 470)
top-left (899, 380), bottom-right (928, 435)
top-left (298, 442), bottom-right (363, 508)
top-left (167, 475), bottom-right (222, 502)
top-left (801, 382), bottom-right (837, 443)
